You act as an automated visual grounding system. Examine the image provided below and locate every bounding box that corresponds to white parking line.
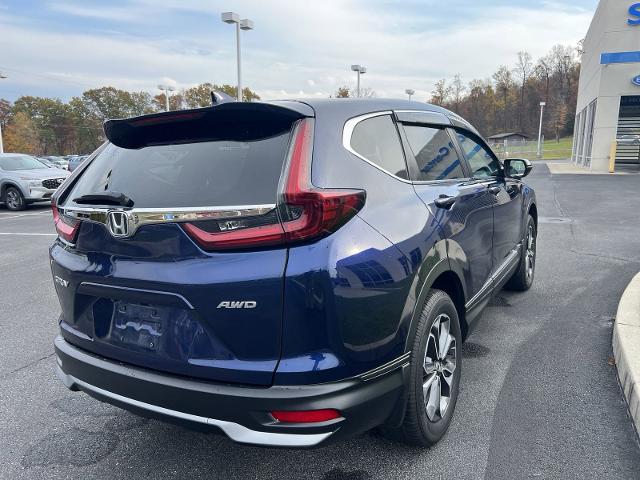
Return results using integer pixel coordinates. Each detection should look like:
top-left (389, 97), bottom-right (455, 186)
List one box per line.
top-left (0, 232), bottom-right (57, 236)
top-left (0, 212), bottom-right (51, 220)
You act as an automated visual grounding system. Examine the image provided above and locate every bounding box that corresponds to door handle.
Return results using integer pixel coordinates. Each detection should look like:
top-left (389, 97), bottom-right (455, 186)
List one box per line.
top-left (488, 186), bottom-right (502, 195)
top-left (434, 194), bottom-right (456, 210)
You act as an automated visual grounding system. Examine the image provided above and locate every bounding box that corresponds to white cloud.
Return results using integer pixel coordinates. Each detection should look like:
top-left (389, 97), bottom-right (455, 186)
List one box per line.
top-left (0, 1), bottom-right (595, 102)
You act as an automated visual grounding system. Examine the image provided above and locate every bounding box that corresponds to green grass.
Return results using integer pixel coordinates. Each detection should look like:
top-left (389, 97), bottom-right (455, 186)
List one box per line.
top-left (494, 136), bottom-right (573, 161)
top-left (542, 136), bottom-right (573, 160)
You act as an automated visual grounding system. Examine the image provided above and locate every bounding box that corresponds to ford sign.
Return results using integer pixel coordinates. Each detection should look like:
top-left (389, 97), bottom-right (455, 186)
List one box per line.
top-left (633, 75), bottom-right (640, 86)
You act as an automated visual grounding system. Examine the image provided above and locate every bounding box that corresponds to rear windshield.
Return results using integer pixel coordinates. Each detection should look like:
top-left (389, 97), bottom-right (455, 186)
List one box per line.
top-left (64, 131), bottom-right (292, 209)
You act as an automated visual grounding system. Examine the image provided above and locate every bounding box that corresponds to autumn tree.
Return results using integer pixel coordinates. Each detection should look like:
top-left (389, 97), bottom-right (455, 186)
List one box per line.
top-left (3, 112), bottom-right (40, 154)
top-left (430, 79), bottom-right (451, 106)
top-left (334, 86), bottom-right (351, 98)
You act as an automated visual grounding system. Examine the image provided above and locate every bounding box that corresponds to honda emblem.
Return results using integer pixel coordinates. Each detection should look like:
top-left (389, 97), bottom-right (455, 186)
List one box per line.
top-left (107, 211), bottom-right (130, 238)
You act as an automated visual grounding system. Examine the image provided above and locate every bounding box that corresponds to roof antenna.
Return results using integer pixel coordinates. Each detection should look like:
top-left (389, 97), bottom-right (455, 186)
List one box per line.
top-left (211, 91), bottom-right (236, 106)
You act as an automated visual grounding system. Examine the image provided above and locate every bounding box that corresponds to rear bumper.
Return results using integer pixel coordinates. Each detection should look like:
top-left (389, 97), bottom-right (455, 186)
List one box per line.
top-left (54, 335), bottom-right (407, 448)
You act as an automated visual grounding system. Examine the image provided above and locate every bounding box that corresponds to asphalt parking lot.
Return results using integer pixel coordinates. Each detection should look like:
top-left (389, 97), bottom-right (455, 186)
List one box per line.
top-left (1, 164), bottom-right (640, 480)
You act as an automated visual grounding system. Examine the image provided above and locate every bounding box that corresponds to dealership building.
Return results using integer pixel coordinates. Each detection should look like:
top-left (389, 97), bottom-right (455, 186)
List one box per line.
top-left (573, 0), bottom-right (640, 171)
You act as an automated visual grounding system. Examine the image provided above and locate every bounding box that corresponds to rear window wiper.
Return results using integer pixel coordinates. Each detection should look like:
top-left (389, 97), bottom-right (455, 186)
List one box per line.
top-left (73, 192), bottom-right (134, 207)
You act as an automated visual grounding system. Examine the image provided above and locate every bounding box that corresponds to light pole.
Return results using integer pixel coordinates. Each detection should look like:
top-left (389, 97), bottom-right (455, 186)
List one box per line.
top-left (0, 72), bottom-right (6, 154)
top-left (405, 89), bottom-right (415, 101)
top-left (222, 12), bottom-right (254, 102)
top-left (158, 84), bottom-right (176, 112)
top-left (537, 101), bottom-right (546, 158)
top-left (351, 65), bottom-right (367, 98)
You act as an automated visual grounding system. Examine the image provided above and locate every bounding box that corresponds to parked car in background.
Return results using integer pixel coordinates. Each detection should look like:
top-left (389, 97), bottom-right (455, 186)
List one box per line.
top-left (37, 157), bottom-right (57, 168)
top-left (0, 153), bottom-right (70, 210)
top-left (67, 155), bottom-right (87, 172)
top-left (52, 99), bottom-right (537, 448)
top-left (45, 156), bottom-right (70, 170)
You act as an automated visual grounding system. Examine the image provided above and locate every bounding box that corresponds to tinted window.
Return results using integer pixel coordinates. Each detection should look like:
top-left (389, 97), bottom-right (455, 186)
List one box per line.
top-left (65, 130), bottom-right (292, 209)
top-left (350, 115), bottom-right (408, 179)
top-left (457, 132), bottom-right (501, 178)
top-left (403, 125), bottom-right (465, 181)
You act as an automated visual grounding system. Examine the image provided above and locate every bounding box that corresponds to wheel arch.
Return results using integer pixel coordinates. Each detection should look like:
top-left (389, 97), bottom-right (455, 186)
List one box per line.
top-left (405, 254), bottom-right (469, 353)
top-left (528, 202), bottom-right (538, 230)
top-left (0, 181), bottom-right (25, 200)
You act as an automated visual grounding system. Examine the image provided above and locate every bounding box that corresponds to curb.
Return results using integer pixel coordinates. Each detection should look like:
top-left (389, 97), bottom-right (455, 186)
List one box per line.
top-left (613, 272), bottom-right (640, 435)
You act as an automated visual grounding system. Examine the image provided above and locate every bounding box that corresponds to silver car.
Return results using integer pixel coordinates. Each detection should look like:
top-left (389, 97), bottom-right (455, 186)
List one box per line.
top-left (0, 153), bottom-right (70, 211)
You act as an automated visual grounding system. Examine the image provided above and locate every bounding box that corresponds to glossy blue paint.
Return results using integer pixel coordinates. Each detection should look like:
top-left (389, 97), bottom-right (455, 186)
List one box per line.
top-left (50, 222), bottom-right (287, 386)
top-left (50, 99), bottom-right (537, 394)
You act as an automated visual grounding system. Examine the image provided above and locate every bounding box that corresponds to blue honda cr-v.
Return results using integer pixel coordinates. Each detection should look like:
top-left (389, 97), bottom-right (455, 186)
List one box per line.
top-left (51, 99), bottom-right (537, 448)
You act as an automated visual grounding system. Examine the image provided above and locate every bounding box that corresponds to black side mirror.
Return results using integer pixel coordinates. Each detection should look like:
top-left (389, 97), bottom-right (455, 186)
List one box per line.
top-left (504, 158), bottom-right (533, 179)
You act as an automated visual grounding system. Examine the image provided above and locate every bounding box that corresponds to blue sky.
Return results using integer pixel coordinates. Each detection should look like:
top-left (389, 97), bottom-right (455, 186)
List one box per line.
top-left (0, 0), bottom-right (598, 102)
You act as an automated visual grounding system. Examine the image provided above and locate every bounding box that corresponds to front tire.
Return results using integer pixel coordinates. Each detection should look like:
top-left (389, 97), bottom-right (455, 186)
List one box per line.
top-left (4, 187), bottom-right (26, 211)
top-left (505, 214), bottom-right (536, 291)
top-left (382, 289), bottom-right (462, 446)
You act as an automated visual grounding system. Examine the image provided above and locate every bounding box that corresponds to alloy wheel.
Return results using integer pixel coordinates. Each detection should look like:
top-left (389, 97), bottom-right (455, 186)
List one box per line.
top-left (525, 225), bottom-right (536, 281)
top-left (6, 190), bottom-right (22, 210)
top-left (423, 313), bottom-right (457, 422)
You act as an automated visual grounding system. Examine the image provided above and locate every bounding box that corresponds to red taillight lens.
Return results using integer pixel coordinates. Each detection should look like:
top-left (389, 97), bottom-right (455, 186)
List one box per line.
top-left (51, 202), bottom-right (80, 243)
top-left (182, 118), bottom-right (365, 251)
top-left (271, 409), bottom-right (341, 424)
top-left (182, 222), bottom-right (285, 251)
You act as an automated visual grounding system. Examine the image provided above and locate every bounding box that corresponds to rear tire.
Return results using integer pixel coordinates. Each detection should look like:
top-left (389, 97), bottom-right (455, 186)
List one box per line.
top-left (505, 215), bottom-right (536, 291)
top-left (382, 289), bottom-right (462, 447)
top-left (4, 187), bottom-right (26, 211)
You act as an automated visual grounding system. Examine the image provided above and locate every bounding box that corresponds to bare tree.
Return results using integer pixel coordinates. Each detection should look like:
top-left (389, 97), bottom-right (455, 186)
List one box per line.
top-left (513, 51), bottom-right (533, 131)
top-left (451, 74), bottom-right (465, 112)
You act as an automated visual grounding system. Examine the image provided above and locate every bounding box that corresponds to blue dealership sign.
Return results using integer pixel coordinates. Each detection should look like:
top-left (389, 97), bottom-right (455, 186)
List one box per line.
top-left (630, 3), bottom-right (640, 25)
top-left (632, 75), bottom-right (640, 86)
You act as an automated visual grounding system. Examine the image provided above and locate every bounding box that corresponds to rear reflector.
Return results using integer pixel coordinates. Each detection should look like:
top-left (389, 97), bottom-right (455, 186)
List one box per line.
top-left (52, 201), bottom-right (80, 243)
top-left (271, 409), bottom-right (341, 424)
top-left (182, 118), bottom-right (365, 251)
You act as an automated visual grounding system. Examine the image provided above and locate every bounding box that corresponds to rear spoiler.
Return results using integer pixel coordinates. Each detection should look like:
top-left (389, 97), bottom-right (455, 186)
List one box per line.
top-left (103, 102), bottom-right (309, 150)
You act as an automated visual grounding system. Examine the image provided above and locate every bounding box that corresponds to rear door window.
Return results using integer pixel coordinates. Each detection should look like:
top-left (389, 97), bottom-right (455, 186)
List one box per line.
top-left (402, 125), bottom-right (465, 181)
top-left (349, 115), bottom-right (408, 179)
top-left (65, 130), bottom-right (292, 209)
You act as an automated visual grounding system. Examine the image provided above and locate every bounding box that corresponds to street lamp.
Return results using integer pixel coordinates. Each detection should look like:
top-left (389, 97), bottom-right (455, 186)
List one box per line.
top-left (405, 89), bottom-right (415, 101)
top-left (222, 12), bottom-right (254, 102)
top-left (0, 73), bottom-right (6, 154)
top-left (158, 84), bottom-right (176, 112)
top-left (351, 65), bottom-right (367, 98)
top-left (537, 101), bottom-right (546, 158)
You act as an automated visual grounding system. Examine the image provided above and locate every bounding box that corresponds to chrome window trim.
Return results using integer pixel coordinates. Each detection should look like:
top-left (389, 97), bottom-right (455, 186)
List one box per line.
top-left (55, 367), bottom-right (334, 448)
top-left (59, 203), bottom-right (277, 238)
top-left (342, 111), bottom-right (412, 184)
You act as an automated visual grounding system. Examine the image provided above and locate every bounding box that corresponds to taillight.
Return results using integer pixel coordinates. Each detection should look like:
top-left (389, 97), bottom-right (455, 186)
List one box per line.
top-left (183, 118), bottom-right (365, 251)
top-left (51, 201), bottom-right (80, 243)
top-left (271, 409), bottom-right (341, 424)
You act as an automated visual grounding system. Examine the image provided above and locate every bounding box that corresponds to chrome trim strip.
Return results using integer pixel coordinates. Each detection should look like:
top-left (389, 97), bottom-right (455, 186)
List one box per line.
top-left (465, 245), bottom-right (521, 310)
top-left (60, 204), bottom-right (276, 238)
top-left (359, 352), bottom-right (411, 381)
top-left (79, 282), bottom-right (195, 310)
top-left (56, 366), bottom-right (334, 448)
top-left (342, 111), bottom-right (413, 184)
